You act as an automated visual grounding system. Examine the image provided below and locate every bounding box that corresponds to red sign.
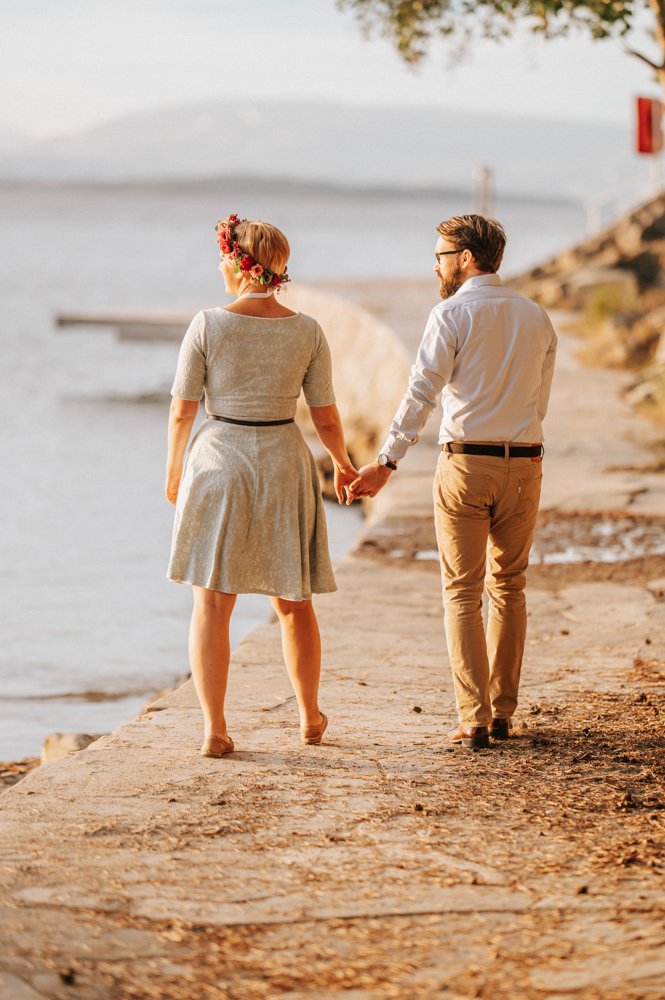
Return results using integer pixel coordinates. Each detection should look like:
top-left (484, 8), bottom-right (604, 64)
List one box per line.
top-left (636, 97), bottom-right (664, 154)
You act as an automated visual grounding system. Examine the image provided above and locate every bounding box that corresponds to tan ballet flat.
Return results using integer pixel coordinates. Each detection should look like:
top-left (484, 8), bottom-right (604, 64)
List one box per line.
top-left (200, 734), bottom-right (234, 757)
top-left (301, 713), bottom-right (328, 745)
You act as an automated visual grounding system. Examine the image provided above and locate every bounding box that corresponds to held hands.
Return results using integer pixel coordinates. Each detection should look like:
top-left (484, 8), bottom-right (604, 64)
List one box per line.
top-left (346, 462), bottom-right (392, 503)
top-left (166, 458), bottom-right (388, 506)
top-left (334, 463), bottom-right (359, 505)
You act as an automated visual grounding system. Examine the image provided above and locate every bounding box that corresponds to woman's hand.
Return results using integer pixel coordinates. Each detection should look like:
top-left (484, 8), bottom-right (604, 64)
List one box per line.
top-left (165, 465), bottom-right (182, 505)
top-left (334, 463), bottom-right (358, 505)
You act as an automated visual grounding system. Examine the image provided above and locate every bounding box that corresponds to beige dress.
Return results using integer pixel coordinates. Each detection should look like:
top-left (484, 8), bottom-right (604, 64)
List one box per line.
top-left (167, 308), bottom-right (337, 601)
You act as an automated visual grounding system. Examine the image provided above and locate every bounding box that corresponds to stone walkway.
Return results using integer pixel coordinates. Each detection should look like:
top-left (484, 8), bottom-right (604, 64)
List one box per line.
top-left (1, 289), bottom-right (664, 999)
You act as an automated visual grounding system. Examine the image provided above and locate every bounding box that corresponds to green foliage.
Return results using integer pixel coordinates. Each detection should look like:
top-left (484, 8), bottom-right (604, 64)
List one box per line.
top-left (337, 0), bottom-right (638, 65)
top-left (584, 281), bottom-right (640, 328)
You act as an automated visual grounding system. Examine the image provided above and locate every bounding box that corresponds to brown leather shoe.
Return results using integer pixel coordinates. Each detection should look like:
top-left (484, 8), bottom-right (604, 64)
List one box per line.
top-left (490, 718), bottom-right (513, 740)
top-left (447, 724), bottom-right (490, 750)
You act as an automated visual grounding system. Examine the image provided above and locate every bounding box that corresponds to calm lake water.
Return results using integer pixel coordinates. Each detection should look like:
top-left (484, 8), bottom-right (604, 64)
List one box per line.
top-left (0, 179), bottom-right (586, 759)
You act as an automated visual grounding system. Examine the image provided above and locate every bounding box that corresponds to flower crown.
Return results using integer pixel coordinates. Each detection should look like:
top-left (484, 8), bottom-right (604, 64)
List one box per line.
top-left (215, 212), bottom-right (290, 289)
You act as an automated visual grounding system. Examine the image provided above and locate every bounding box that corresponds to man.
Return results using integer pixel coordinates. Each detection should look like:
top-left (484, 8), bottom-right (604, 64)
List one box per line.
top-left (349, 215), bottom-right (557, 750)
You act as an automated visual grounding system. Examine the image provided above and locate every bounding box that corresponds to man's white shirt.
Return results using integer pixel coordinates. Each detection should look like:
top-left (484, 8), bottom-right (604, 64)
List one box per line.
top-left (380, 274), bottom-right (557, 463)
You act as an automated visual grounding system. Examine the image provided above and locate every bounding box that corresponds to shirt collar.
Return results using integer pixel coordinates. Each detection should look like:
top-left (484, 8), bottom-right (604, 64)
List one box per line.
top-left (453, 273), bottom-right (503, 297)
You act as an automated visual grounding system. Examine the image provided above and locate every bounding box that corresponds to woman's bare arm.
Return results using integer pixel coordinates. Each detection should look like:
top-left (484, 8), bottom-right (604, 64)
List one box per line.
top-left (309, 404), bottom-right (357, 504)
top-left (165, 397), bottom-right (199, 504)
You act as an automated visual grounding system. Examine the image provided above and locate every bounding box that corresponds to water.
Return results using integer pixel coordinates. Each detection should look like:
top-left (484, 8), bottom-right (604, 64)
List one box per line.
top-left (0, 179), bottom-right (586, 760)
top-left (530, 515), bottom-right (665, 565)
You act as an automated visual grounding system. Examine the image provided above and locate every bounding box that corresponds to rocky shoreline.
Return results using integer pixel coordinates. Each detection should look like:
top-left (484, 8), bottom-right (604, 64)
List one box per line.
top-left (513, 191), bottom-right (665, 422)
top-left (0, 758), bottom-right (40, 791)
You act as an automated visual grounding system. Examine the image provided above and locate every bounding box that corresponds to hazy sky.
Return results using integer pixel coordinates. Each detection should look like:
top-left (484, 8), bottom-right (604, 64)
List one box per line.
top-left (2, 0), bottom-right (659, 137)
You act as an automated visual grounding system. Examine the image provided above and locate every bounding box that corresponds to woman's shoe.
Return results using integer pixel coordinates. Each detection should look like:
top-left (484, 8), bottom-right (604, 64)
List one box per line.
top-left (200, 734), bottom-right (234, 757)
top-left (301, 712), bottom-right (328, 745)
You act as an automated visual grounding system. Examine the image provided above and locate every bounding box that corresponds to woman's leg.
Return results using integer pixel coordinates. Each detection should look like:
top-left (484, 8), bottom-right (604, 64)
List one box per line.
top-left (269, 597), bottom-right (322, 728)
top-left (189, 586), bottom-right (237, 738)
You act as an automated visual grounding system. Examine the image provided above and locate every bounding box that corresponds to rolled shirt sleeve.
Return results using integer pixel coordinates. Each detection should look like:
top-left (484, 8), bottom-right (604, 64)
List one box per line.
top-left (379, 307), bottom-right (456, 462)
top-left (171, 311), bottom-right (207, 401)
top-left (303, 322), bottom-right (336, 407)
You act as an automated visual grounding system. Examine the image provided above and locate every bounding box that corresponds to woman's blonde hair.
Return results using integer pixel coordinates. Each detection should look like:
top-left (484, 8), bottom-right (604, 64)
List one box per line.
top-left (234, 219), bottom-right (290, 294)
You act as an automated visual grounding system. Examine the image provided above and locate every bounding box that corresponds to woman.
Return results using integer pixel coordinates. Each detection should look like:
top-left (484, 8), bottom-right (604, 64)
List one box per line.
top-left (165, 214), bottom-right (356, 758)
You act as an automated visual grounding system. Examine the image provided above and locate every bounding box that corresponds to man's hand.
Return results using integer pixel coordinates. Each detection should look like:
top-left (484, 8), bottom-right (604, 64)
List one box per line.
top-left (334, 463), bottom-right (358, 505)
top-left (347, 462), bottom-right (392, 502)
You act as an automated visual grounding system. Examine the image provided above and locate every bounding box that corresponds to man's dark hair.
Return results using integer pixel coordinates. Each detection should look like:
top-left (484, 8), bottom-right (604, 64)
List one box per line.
top-left (437, 215), bottom-right (506, 273)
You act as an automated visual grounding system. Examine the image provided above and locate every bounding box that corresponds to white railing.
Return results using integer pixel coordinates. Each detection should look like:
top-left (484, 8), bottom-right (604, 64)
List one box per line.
top-left (582, 164), bottom-right (663, 236)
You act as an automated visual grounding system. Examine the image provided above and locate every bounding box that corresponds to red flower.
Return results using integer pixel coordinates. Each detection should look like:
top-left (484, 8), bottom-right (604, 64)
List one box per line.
top-left (220, 240), bottom-right (232, 254)
top-left (240, 255), bottom-right (254, 271)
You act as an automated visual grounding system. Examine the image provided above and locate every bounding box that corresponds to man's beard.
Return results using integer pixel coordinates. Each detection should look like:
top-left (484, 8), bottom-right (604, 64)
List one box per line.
top-left (439, 260), bottom-right (464, 299)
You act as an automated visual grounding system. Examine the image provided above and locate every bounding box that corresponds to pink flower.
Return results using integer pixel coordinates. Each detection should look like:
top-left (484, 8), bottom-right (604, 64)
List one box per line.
top-left (250, 263), bottom-right (264, 278)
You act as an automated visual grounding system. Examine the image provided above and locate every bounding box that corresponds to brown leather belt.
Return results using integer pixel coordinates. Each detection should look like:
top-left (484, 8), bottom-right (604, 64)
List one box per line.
top-left (444, 442), bottom-right (543, 458)
top-left (208, 415), bottom-right (294, 427)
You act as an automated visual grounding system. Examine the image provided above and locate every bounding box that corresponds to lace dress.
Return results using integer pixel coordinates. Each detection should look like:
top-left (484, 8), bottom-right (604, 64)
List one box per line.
top-left (167, 308), bottom-right (337, 601)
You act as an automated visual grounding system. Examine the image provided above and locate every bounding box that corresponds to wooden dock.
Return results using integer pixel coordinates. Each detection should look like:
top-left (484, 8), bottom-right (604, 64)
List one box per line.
top-left (55, 311), bottom-right (191, 342)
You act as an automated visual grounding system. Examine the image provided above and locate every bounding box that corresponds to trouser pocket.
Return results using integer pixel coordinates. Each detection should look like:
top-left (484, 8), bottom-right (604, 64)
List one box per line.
top-left (436, 460), bottom-right (490, 517)
top-left (517, 474), bottom-right (542, 516)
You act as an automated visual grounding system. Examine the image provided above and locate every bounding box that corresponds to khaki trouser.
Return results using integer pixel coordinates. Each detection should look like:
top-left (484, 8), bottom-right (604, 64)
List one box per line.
top-left (433, 447), bottom-right (543, 726)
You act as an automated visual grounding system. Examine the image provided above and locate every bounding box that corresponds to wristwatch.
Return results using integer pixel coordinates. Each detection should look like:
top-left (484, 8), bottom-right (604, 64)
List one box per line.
top-left (377, 454), bottom-right (398, 471)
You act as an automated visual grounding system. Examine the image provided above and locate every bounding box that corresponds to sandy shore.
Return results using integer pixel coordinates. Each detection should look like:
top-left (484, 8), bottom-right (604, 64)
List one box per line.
top-left (0, 282), bottom-right (664, 998)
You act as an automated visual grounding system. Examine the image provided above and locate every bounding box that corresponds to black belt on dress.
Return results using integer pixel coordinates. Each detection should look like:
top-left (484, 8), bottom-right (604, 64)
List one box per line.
top-left (444, 442), bottom-right (543, 458)
top-left (208, 414), bottom-right (294, 427)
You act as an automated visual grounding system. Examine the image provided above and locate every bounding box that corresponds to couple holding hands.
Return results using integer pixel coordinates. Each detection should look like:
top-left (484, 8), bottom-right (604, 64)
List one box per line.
top-left (165, 212), bottom-right (556, 756)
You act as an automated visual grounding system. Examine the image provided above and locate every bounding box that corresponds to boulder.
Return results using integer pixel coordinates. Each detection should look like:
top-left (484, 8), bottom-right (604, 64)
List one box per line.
top-left (41, 732), bottom-right (104, 764)
top-left (623, 377), bottom-right (660, 407)
top-left (510, 189), bottom-right (665, 307)
top-left (568, 267), bottom-right (639, 310)
top-left (656, 332), bottom-right (665, 365)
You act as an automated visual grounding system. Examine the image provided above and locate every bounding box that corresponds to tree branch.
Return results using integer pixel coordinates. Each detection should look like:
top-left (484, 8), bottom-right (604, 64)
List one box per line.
top-left (625, 46), bottom-right (665, 72)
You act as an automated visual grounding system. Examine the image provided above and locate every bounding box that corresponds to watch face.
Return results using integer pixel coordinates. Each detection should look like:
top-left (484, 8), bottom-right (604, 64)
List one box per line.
top-left (378, 454), bottom-right (388, 466)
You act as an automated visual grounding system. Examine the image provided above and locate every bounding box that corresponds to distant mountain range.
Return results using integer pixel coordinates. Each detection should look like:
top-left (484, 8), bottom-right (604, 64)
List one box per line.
top-left (0, 100), bottom-right (651, 203)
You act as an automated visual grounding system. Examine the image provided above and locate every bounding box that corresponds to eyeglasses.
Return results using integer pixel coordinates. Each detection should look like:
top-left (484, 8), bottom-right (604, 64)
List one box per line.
top-left (434, 249), bottom-right (464, 263)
